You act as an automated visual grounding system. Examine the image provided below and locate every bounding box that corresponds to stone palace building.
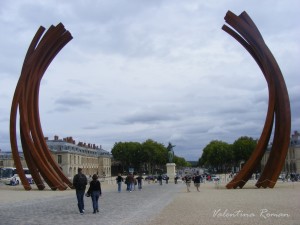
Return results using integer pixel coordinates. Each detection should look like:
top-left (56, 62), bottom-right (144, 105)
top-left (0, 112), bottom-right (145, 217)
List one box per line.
top-left (0, 135), bottom-right (112, 178)
top-left (261, 130), bottom-right (300, 175)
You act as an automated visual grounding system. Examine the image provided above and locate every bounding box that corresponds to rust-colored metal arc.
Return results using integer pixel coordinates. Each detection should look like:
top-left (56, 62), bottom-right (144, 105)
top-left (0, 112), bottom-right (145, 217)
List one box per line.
top-left (223, 11), bottom-right (276, 189)
top-left (256, 53), bottom-right (291, 188)
top-left (10, 23), bottom-right (73, 190)
top-left (20, 127), bottom-right (45, 190)
top-left (223, 11), bottom-right (291, 189)
top-left (10, 27), bottom-right (46, 190)
top-left (18, 27), bottom-right (67, 190)
top-left (28, 27), bottom-right (73, 188)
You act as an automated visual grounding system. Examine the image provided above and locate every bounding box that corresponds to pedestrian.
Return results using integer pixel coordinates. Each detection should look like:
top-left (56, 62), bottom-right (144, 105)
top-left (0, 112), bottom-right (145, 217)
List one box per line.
top-left (126, 173), bottom-right (134, 192)
top-left (116, 173), bottom-right (124, 192)
top-left (125, 175), bottom-right (130, 191)
top-left (133, 176), bottom-right (137, 191)
top-left (73, 168), bottom-right (88, 215)
top-left (184, 174), bottom-right (192, 192)
top-left (157, 174), bottom-right (163, 185)
top-left (86, 174), bottom-right (102, 214)
top-left (174, 176), bottom-right (178, 184)
top-left (165, 176), bottom-right (169, 184)
top-left (136, 174), bottom-right (144, 190)
top-left (193, 172), bottom-right (201, 192)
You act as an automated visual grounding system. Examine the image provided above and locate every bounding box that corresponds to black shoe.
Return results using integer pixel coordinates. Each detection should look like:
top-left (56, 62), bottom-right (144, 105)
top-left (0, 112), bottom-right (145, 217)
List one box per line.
top-left (96, 209), bottom-right (99, 213)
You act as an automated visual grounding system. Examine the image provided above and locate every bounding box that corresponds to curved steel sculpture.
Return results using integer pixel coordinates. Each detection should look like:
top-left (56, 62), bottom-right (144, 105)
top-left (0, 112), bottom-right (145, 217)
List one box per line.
top-left (222, 11), bottom-right (291, 189)
top-left (10, 23), bottom-right (74, 190)
top-left (9, 12), bottom-right (290, 190)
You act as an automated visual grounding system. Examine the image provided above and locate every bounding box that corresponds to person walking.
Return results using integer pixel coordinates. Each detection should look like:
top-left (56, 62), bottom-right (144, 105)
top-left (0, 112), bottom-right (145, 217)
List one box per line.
top-left (126, 173), bottom-right (134, 192)
top-left (174, 176), bottom-right (178, 184)
top-left (129, 174), bottom-right (134, 191)
top-left (193, 172), bottom-right (201, 192)
top-left (133, 176), bottom-right (137, 191)
top-left (165, 176), bottom-right (169, 184)
top-left (184, 174), bottom-right (192, 192)
top-left (157, 174), bottom-right (163, 185)
top-left (116, 173), bottom-right (124, 193)
top-left (136, 174), bottom-right (144, 190)
top-left (73, 168), bottom-right (88, 215)
top-left (125, 175), bottom-right (130, 191)
top-left (87, 174), bottom-right (102, 214)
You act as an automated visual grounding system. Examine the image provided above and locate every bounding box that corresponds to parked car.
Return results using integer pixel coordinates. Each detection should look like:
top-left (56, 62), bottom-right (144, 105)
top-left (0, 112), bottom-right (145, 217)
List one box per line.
top-left (290, 173), bottom-right (299, 182)
top-left (211, 175), bottom-right (220, 182)
top-left (278, 173), bottom-right (286, 181)
top-left (145, 175), bottom-right (157, 181)
top-left (0, 167), bottom-right (34, 185)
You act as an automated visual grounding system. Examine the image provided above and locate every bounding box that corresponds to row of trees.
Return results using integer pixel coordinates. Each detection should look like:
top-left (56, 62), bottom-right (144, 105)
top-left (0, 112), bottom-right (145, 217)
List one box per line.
top-left (198, 136), bottom-right (257, 173)
top-left (111, 139), bottom-right (190, 174)
top-left (111, 136), bottom-right (257, 174)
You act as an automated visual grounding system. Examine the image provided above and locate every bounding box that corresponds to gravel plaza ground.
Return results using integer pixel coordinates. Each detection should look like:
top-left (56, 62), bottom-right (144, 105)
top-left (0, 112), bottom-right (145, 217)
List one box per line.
top-left (0, 178), bottom-right (299, 225)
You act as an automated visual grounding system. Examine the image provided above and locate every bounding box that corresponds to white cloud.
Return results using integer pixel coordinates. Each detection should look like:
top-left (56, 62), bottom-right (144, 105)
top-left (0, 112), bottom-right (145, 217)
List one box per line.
top-left (0, 0), bottom-right (299, 160)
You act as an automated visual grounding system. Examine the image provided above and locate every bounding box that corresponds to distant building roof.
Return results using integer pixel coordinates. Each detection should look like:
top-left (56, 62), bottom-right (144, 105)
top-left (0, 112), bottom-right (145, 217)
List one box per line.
top-left (266, 130), bottom-right (299, 152)
top-left (291, 130), bottom-right (300, 146)
top-left (45, 135), bottom-right (111, 157)
top-left (0, 151), bottom-right (25, 160)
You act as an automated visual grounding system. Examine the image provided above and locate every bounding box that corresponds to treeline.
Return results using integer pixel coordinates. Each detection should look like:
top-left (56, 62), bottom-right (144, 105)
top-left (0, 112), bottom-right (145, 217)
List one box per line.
top-left (199, 136), bottom-right (257, 173)
top-left (111, 139), bottom-right (191, 174)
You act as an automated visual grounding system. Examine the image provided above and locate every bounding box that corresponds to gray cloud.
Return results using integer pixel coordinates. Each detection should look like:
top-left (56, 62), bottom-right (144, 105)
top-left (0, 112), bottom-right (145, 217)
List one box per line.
top-left (0, 0), bottom-right (299, 160)
top-left (55, 97), bottom-right (91, 107)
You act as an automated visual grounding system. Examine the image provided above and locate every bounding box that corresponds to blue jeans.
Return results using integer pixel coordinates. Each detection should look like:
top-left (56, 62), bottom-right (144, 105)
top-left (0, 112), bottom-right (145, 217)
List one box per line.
top-left (129, 182), bottom-right (134, 191)
top-left (126, 182), bottom-right (130, 191)
top-left (138, 182), bottom-right (142, 190)
top-left (117, 182), bottom-right (122, 192)
top-left (76, 189), bottom-right (85, 213)
top-left (91, 191), bottom-right (100, 212)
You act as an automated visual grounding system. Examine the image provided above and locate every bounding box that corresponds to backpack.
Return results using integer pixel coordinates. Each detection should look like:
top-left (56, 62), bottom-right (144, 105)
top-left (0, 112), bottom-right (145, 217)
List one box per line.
top-left (74, 174), bottom-right (87, 190)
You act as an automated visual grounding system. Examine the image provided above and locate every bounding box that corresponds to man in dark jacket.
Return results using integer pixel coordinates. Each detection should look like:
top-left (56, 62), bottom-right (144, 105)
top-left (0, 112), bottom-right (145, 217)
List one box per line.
top-left (193, 172), bottom-right (202, 192)
top-left (73, 168), bottom-right (88, 214)
top-left (116, 173), bottom-right (124, 192)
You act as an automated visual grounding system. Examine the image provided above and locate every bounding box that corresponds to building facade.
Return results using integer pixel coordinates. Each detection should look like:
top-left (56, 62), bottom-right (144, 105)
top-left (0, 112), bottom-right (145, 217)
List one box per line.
top-left (0, 135), bottom-right (112, 179)
top-left (261, 130), bottom-right (300, 174)
top-left (46, 136), bottom-right (112, 178)
top-left (0, 152), bottom-right (27, 168)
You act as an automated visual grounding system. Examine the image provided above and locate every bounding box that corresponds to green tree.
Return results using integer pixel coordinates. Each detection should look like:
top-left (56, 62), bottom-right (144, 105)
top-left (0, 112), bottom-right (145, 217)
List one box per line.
top-left (142, 139), bottom-right (168, 174)
top-left (232, 136), bottom-right (257, 166)
top-left (174, 155), bottom-right (191, 167)
top-left (198, 140), bottom-right (233, 173)
top-left (111, 141), bottom-right (144, 172)
top-left (111, 142), bottom-right (127, 170)
top-left (112, 139), bottom-right (191, 174)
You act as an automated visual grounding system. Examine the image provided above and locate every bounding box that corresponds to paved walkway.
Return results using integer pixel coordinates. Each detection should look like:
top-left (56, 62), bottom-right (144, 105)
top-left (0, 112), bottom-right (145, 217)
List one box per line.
top-left (0, 180), bottom-right (299, 225)
top-left (0, 181), bottom-right (184, 225)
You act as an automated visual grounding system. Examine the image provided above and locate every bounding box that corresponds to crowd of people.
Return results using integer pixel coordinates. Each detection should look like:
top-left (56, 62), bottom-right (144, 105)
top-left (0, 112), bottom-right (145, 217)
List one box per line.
top-left (121, 173), bottom-right (145, 192)
top-left (72, 168), bottom-right (204, 215)
top-left (182, 172), bottom-right (203, 192)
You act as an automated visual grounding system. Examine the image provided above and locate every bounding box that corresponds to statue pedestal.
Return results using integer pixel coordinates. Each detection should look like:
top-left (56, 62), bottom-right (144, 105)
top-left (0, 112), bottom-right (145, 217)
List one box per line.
top-left (166, 163), bottom-right (176, 182)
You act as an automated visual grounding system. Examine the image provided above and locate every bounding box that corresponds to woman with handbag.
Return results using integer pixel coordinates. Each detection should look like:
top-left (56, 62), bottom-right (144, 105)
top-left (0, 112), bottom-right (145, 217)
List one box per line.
top-left (87, 174), bottom-right (102, 214)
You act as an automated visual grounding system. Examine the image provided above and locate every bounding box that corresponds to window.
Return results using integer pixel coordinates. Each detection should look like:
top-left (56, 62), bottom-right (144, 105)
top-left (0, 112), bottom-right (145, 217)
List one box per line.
top-left (58, 155), bottom-right (62, 164)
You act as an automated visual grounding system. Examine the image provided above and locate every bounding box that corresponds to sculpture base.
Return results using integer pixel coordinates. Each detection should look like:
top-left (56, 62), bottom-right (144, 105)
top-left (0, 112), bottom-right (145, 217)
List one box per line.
top-left (166, 163), bottom-right (176, 182)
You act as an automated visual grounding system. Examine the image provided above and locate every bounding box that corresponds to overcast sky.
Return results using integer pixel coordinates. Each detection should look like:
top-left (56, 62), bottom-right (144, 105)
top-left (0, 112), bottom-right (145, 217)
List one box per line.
top-left (0, 0), bottom-right (299, 161)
